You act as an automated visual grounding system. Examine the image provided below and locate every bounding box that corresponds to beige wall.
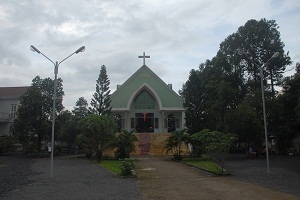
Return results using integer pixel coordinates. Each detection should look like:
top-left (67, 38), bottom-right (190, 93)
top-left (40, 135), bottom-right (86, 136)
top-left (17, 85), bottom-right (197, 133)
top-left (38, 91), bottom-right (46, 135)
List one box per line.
top-left (104, 133), bottom-right (189, 157)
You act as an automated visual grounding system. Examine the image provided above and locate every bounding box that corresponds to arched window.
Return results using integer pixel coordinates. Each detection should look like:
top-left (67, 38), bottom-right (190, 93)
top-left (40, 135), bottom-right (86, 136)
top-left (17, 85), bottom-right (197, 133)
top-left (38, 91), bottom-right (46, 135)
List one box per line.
top-left (134, 90), bottom-right (155, 109)
top-left (167, 113), bottom-right (176, 132)
top-left (114, 114), bottom-right (122, 132)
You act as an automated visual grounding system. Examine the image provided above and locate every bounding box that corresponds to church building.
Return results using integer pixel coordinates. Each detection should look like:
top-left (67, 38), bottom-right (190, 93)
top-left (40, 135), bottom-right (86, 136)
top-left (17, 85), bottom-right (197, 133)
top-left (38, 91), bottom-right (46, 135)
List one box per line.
top-left (110, 53), bottom-right (186, 155)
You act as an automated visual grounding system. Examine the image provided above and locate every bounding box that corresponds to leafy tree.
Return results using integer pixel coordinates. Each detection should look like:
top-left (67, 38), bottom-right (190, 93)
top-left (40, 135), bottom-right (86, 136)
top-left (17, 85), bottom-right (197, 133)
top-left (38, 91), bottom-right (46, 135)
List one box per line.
top-left (191, 129), bottom-right (237, 174)
top-left (275, 62), bottom-right (300, 153)
top-left (114, 130), bottom-right (138, 159)
top-left (11, 76), bottom-right (64, 152)
top-left (224, 96), bottom-right (262, 148)
top-left (78, 114), bottom-right (117, 162)
top-left (0, 135), bottom-right (14, 154)
top-left (182, 18), bottom-right (292, 147)
top-left (56, 110), bottom-right (78, 152)
top-left (89, 65), bottom-right (112, 115)
top-left (218, 18), bottom-right (291, 95)
top-left (163, 129), bottom-right (190, 160)
top-left (182, 58), bottom-right (242, 134)
top-left (181, 65), bottom-right (211, 134)
top-left (72, 97), bottom-right (89, 119)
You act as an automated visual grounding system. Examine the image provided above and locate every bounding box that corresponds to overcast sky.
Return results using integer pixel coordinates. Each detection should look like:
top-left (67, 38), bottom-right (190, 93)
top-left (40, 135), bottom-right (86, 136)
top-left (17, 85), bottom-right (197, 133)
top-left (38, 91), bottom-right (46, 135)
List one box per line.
top-left (1, 0), bottom-right (299, 110)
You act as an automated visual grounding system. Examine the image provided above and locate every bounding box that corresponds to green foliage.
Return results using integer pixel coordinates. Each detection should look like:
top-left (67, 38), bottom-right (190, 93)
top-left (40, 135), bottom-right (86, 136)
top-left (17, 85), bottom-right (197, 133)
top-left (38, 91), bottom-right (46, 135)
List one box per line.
top-left (56, 110), bottom-right (78, 151)
top-left (181, 69), bottom-right (206, 134)
top-left (89, 65), bottom-right (112, 115)
top-left (99, 158), bottom-right (136, 176)
top-left (119, 158), bottom-right (135, 176)
top-left (78, 114), bottom-right (117, 162)
top-left (181, 18), bottom-right (293, 149)
top-left (99, 159), bottom-right (122, 175)
top-left (0, 135), bottom-right (14, 154)
top-left (182, 157), bottom-right (224, 175)
top-left (164, 129), bottom-right (190, 160)
top-left (72, 97), bottom-right (89, 119)
top-left (192, 130), bottom-right (237, 153)
top-left (191, 130), bottom-right (237, 173)
top-left (274, 62), bottom-right (300, 153)
top-left (114, 130), bottom-right (137, 159)
top-left (10, 76), bottom-right (64, 152)
top-left (224, 96), bottom-right (262, 145)
top-left (219, 18), bottom-right (291, 94)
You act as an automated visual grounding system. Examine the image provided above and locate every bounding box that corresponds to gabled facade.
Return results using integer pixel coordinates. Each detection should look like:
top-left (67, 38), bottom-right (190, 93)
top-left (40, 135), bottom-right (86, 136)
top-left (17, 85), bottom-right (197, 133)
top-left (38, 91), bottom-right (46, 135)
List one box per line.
top-left (0, 87), bottom-right (29, 135)
top-left (110, 65), bottom-right (185, 134)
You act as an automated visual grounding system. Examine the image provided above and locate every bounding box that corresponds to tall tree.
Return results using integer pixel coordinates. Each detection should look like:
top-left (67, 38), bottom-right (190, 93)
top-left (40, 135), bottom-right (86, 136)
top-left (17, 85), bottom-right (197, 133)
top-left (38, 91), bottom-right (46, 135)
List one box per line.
top-left (72, 97), bottom-right (89, 119)
top-left (181, 58), bottom-right (242, 134)
top-left (56, 110), bottom-right (78, 151)
top-left (181, 67), bottom-right (207, 134)
top-left (218, 18), bottom-right (291, 95)
top-left (89, 65), bottom-right (112, 115)
top-left (275, 62), bottom-right (300, 153)
top-left (11, 76), bottom-right (64, 152)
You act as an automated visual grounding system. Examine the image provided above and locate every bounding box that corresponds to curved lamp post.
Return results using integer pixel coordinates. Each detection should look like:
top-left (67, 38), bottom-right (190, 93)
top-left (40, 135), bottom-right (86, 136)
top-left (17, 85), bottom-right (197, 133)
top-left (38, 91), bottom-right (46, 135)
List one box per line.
top-left (238, 50), bottom-right (279, 173)
top-left (30, 45), bottom-right (85, 177)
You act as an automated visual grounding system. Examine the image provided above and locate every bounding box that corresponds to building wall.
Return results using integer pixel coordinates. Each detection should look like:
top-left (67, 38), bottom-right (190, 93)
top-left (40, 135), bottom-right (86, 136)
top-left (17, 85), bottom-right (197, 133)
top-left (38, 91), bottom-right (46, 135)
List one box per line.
top-left (103, 133), bottom-right (189, 157)
top-left (0, 98), bottom-right (19, 135)
top-left (0, 86), bottom-right (28, 135)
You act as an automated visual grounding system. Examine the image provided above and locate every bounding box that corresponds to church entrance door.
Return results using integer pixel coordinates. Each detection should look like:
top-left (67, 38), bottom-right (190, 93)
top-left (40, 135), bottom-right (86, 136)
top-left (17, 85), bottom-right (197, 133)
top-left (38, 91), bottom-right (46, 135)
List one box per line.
top-left (135, 113), bottom-right (154, 133)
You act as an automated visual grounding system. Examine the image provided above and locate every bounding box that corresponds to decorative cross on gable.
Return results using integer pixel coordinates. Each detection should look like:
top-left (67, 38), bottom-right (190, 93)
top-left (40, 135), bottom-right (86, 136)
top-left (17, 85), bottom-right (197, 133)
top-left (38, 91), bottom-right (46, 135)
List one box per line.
top-left (138, 52), bottom-right (150, 66)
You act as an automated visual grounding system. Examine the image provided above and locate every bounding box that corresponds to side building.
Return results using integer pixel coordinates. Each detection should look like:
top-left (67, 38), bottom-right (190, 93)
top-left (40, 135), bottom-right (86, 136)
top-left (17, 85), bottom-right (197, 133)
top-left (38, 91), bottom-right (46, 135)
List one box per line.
top-left (0, 87), bottom-right (29, 136)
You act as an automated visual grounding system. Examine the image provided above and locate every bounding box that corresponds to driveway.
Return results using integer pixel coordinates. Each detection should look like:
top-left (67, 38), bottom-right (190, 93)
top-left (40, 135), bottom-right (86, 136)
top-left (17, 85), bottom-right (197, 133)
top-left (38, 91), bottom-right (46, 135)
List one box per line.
top-left (1, 153), bottom-right (299, 200)
top-left (135, 156), bottom-right (300, 200)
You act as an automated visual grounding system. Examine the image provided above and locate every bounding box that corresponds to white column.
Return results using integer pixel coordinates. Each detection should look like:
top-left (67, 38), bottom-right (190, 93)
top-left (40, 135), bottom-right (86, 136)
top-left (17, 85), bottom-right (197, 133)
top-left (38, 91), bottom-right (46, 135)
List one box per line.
top-left (125, 111), bottom-right (128, 130)
top-left (181, 111), bottom-right (185, 129)
top-left (161, 111), bottom-right (165, 133)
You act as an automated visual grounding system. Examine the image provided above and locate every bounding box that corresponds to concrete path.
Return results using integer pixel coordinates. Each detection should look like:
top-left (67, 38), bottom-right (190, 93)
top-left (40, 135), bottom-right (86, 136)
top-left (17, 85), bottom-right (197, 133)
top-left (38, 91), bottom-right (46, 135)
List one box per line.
top-left (135, 156), bottom-right (300, 200)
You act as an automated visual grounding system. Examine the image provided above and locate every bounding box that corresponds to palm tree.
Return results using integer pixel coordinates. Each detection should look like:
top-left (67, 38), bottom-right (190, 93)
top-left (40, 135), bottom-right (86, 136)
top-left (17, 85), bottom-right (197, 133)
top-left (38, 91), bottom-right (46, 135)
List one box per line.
top-left (114, 130), bottom-right (138, 159)
top-left (164, 129), bottom-right (189, 160)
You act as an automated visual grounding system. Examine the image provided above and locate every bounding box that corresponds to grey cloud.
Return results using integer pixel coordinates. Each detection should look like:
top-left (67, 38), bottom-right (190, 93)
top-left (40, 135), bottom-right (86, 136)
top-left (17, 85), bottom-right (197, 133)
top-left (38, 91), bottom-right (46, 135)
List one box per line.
top-left (1, 0), bottom-right (299, 110)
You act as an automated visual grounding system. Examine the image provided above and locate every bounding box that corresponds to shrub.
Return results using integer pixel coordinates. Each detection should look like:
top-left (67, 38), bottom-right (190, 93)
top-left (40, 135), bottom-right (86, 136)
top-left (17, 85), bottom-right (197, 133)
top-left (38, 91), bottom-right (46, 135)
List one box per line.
top-left (114, 130), bottom-right (137, 159)
top-left (0, 135), bottom-right (14, 154)
top-left (119, 158), bottom-right (135, 176)
top-left (163, 129), bottom-right (190, 160)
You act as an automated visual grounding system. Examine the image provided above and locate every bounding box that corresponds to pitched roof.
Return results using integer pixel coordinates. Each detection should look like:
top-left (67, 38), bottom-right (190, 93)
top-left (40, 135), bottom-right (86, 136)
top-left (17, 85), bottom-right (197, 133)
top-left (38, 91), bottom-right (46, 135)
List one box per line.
top-left (110, 65), bottom-right (184, 111)
top-left (0, 86), bottom-right (30, 98)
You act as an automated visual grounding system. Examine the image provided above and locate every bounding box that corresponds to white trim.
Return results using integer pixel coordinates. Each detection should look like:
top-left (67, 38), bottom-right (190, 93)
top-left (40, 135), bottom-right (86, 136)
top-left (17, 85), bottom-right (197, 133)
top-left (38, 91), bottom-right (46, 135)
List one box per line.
top-left (111, 107), bottom-right (185, 112)
top-left (127, 83), bottom-right (163, 110)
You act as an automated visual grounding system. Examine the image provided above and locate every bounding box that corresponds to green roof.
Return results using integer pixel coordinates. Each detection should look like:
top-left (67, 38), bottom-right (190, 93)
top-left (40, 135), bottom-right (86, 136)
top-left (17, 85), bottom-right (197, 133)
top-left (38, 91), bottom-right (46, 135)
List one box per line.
top-left (110, 65), bottom-right (184, 111)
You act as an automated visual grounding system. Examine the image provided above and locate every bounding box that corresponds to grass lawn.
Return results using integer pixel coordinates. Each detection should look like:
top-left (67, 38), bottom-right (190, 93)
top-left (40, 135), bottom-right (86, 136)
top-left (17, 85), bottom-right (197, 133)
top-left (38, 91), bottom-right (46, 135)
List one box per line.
top-left (181, 157), bottom-right (224, 175)
top-left (99, 160), bottom-right (122, 175)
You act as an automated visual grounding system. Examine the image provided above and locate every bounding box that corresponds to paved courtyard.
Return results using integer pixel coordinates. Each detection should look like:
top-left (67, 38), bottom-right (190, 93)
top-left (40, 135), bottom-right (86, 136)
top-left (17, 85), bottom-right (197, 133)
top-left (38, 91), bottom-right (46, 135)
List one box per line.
top-left (0, 153), bottom-right (299, 199)
top-left (0, 153), bottom-right (138, 200)
top-left (224, 153), bottom-right (300, 196)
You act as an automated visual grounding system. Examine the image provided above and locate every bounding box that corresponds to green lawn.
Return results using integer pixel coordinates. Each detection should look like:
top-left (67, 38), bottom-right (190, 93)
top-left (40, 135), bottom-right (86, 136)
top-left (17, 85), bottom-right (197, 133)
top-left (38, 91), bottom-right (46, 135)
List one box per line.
top-left (99, 160), bottom-right (122, 175)
top-left (99, 157), bottom-right (225, 176)
top-left (181, 157), bottom-right (224, 175)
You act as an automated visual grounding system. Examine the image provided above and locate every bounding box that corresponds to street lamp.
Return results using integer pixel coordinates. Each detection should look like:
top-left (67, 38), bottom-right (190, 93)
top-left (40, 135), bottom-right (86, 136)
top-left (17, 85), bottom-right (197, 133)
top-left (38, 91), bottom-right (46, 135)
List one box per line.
top-left (238, 50), bottom-right (279, 173)
top-left (30, 45), bottom-right (85, 177)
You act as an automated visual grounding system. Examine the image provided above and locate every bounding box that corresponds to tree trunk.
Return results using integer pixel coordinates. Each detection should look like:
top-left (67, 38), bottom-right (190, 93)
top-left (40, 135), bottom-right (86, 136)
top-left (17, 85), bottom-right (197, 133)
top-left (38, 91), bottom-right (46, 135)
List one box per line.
top-left (96, 149), bottom-right (103, 162)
